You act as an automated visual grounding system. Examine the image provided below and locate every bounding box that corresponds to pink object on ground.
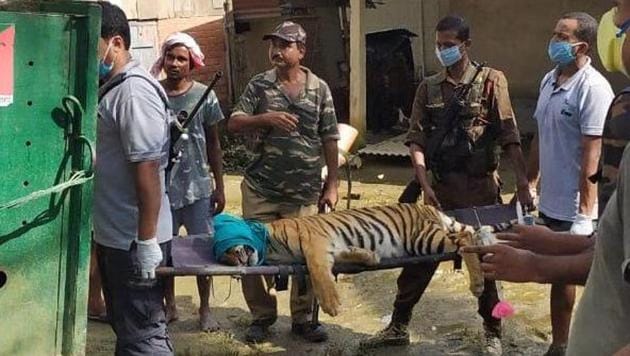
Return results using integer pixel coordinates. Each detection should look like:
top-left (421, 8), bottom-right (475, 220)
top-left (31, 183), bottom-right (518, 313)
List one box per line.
top-left (492, 301), bottom-right (515, 319)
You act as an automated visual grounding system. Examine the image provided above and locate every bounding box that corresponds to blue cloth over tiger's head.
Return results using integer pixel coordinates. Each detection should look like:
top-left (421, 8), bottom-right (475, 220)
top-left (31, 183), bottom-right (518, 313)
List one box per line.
top-left (213, 213), bottom-right (268, 266)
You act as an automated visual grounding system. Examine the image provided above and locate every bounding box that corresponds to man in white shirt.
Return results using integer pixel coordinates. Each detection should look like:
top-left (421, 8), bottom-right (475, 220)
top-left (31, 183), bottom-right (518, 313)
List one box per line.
top-left (527, 12), bottom-right (614, 356)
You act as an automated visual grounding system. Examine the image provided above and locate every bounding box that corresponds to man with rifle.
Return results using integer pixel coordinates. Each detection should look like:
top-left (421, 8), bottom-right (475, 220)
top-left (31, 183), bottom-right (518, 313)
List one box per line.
top-left (361, 15), bottom-right (532, 355)
top-left (151, 32), bottom-right (226, 332)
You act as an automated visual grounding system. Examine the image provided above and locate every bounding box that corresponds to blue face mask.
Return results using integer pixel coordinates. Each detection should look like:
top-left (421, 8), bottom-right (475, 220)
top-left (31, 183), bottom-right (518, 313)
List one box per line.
top-left (548, 40), bottom-right (582, 67)
top-left (99, 42), bottom-right (114, 79)
top-left (436, 45), bottom-right (463, 67)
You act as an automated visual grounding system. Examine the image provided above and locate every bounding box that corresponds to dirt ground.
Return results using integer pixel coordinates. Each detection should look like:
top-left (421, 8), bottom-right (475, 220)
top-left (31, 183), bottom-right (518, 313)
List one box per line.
top-left (87, 157), bottom-right (570, 355)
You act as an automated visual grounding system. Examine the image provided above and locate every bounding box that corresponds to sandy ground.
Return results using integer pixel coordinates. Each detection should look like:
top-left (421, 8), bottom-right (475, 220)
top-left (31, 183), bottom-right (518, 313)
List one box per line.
top-left (87, 157), bottom-right (569, 355)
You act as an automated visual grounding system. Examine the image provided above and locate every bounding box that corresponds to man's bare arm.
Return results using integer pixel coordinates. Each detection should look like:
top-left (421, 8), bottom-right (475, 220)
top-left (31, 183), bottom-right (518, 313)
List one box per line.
top-left (526, 133), bottom-right (540, 189)
top-left (319, 139), bottom-right (339, 209)
top-left (205, 124), bottom-right (225, 214)
top-left (462, 244), bottom-right (593, 285)
top-left (496, 224), bottom-right (595, 255)
top-left (409, 143), bottom-right (441, 208)
top-left (133, 160), bottom-right (161, 240)
top-left (503, 143), bottom-right (533, 207)
top-left (578, 135), bottom-right (602, 215)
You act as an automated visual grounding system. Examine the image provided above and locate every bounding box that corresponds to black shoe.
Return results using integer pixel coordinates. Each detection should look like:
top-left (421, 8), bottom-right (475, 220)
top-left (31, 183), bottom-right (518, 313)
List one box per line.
top-left (245, 324), bottom-right (270, 343)
top-left (359, 322), bottom-right (410, 349)
top-left (291, 322), bottom-right (329, 343)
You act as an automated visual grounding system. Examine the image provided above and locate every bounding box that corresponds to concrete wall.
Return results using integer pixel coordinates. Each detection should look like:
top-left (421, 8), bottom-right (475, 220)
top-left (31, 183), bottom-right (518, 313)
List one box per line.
top-left (362, 0), bottom-right (626, 133)
top-left (110, 0), bottom-right (224, 20)
top-left (229, 6), bottom-right (347, 104)
top-left (230, 17), bottom-right (278, 99)
top-left (434, 0), bottom-right (625, 98)
top-left (364, 0), bottom-right (626, 97)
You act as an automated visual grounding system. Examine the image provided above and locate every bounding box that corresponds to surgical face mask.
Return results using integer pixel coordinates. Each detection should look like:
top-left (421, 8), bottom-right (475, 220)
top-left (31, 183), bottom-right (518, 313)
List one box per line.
top-left (598, 7), bottom-right (630, 77)
top-left (99, 41), bottom-right (114, 79)
top-left (548, 40), bottom-right (583, 67)
top-left (435, 45), bottom-right (463, 67)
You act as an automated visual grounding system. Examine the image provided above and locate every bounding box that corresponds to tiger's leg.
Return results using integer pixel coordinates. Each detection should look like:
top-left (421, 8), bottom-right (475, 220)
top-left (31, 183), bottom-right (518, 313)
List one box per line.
top-left (301, 233), bottom-right (341, 317)
top-left (455, 232), bottom-right (485, 298)
top-left (335, 247), bottom-right (380, 266)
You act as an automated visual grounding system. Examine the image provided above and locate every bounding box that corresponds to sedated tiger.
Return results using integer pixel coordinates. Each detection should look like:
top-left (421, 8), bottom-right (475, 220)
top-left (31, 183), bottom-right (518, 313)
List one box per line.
top-left (219, 203), bottom-right (510, 317)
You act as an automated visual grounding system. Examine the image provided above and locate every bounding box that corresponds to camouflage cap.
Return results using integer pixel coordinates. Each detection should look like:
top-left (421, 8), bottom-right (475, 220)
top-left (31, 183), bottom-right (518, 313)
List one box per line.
top-left (262, 21), bottom-right (307, 44)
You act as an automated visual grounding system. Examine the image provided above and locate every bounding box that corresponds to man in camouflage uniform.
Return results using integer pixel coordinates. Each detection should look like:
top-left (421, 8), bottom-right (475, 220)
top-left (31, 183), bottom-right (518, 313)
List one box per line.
top-left (362, 15), bottom-right (532, 355)
top-left (227, 21), bottom-right (339, 343)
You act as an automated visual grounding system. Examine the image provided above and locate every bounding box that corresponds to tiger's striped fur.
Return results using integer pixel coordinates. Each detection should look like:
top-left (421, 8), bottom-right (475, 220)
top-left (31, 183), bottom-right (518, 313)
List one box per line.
top-left (259, 203), bottom-right (507, 317)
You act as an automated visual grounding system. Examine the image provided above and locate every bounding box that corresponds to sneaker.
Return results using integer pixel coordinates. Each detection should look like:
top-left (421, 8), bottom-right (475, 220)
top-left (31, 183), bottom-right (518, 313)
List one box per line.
top-left (482, 332), bottom-right (503, 356)
top-left (245, 324), bottom-right (270, 343)
top-left (544, 344), bottom-right (567, 356)
top-left (359, 323), bottom-right (410, 349)
top-left (291, 322), bottom-right (329, 343)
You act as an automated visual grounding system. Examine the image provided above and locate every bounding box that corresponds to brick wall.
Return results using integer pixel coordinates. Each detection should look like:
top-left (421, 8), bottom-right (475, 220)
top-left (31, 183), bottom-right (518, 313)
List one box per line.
top-left (157, 16), bottom-right (230, 106)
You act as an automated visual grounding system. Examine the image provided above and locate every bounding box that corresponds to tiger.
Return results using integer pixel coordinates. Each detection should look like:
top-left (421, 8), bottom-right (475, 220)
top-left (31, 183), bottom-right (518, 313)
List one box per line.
top-left (219, 203), bottom-right (508, 317)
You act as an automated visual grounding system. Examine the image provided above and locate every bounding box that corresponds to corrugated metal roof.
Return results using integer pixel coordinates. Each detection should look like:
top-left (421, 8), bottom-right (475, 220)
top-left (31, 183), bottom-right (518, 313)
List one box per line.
top-left (359, 133), bottom-right (408, 157)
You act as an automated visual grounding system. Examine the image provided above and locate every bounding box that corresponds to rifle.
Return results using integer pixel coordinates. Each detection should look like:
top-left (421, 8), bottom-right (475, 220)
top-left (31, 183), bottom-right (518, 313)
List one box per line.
top-left (425, 62), bottom-right (486, 177)
top-left (168, 71), bottom-right (223, 171)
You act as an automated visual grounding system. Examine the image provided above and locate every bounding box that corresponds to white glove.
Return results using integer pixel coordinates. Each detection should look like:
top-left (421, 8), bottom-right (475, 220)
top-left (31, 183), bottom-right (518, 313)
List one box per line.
top-left (570, 214), bottom-right (594, 236)
top-left (135, 237), bottom-right (163, 279)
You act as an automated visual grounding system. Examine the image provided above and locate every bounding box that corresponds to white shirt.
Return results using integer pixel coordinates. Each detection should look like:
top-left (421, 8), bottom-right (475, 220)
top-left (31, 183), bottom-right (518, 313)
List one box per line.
top-left (534, 58), bottom-right (613, 221)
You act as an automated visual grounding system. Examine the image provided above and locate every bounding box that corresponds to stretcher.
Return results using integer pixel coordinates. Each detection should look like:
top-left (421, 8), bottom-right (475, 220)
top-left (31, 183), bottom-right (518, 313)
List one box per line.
top-left (156, 204), bottom-right (516, 322)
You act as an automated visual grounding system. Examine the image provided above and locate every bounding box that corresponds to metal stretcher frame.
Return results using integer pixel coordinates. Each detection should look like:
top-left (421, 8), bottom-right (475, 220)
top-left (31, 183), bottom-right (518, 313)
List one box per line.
top-left (158, 251), bottom-right (460, 277)
top-left (156, 204), bottom-right (516, 277)
top-left (156, 204), bottom-right (516, 324)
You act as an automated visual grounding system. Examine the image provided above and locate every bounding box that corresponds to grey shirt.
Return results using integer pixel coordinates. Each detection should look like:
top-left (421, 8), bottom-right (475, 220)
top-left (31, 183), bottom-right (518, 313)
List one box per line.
top-left (167, 81), bottom-right (224, 210)
top-left (568, 145), bottom-right (630, 355)
top-left (94, 60), bottom-right (173, 250)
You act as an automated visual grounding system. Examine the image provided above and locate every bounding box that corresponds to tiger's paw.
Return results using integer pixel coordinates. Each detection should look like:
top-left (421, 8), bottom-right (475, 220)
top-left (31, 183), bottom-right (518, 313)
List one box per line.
top-left (318, 288), bottom-right (342, 317)
top-left (313, 274), bottom-right (342, 317)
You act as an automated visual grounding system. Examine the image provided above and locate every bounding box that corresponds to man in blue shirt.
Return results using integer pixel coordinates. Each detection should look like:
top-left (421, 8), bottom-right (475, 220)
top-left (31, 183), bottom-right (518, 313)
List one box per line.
top-left (527, 12), bottom-right (613, 356)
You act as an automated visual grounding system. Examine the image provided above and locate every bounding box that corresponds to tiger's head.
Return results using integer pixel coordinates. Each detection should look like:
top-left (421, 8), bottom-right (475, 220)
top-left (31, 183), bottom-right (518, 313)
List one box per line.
top-left (219, 245), bottom-right (259, 266)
